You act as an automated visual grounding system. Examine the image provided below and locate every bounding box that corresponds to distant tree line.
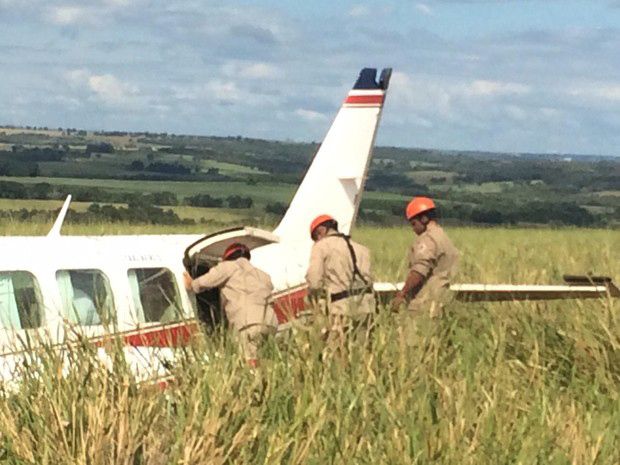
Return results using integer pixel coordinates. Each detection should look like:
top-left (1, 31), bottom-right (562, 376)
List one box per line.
top-left (130, 161), bottom-right (191, 175)
top-left (0, 180), bottom-right (257, 210)
top-left (185, 194), bottom-right (253, 209)
top-left (0, 204), bottom-right (193, 225)
top-left (84, 203), bottom-right (192, 225)
top-left (358, 198), bottom-right (609, 227)
top-left (0, 181), bottom-right (179, 206)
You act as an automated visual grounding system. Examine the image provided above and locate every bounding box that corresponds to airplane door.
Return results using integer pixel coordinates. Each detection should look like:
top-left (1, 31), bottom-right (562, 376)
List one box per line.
top-left (182, 227), bottom-right (280, 330)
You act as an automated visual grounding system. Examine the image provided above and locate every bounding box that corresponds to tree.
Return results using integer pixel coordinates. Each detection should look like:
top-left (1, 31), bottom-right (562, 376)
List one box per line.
top-left (265, 202), bottom-right (287, 215)
top-left (185, 194), bottom-right (224, 208)
top-left (227, 195), bottom-right (253, 209)
top-left (130, 160), bottom-right (145, 171)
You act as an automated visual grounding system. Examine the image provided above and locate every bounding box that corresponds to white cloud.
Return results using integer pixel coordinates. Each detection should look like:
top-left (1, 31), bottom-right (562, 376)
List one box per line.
top-left (348, 5), bottom-right (370, 17)
top-left (383, 72), bottom-right (540, 137)
top-left (415, 3), bottom-right (433, 16)
top-left (390, 71), bottom-right (455, 119)
top-left (504, 104), bottom-right (527, 121)
top-left (207, 80), bottom-right (241, 103)
top-left (65, 69), bottom-right (137, 105)
top-left (295, 108), bottom-right (326, 121)
top-left (174, 80), bottom-right (242, 104)
top-left (466, 80), bottom-right (531, 96)
top-left (222, 61), bottom-right (278, 79)
top-left (47, 5), bottom-right (86, 25)
top-left (103, 0), bottom-right (135, 6)
top-left (539, 107), bottom-right (561, 119)
top-left (88, 74), bottom-right (136, 104)
top-left (65, 69), bottom-right (90, 87)
top-left (45, 2), bottom-right (139, 27)
top-left (569, 83), bottom-right (620, 101)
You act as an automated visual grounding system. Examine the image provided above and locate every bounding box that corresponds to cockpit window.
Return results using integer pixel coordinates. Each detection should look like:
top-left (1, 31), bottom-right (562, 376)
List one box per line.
top-left (127, 268), bottom-right (183, 324)
top-left (0, 271), bottom-right (43, 330)
top-left (56, 270), bottom-right (115, 326)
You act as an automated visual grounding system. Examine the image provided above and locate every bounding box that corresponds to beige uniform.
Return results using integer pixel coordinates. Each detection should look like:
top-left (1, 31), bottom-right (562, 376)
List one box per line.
top-left (407, 223), bottom-right (459, 316)
top-left (191, 258), bottom-right (277, 359)
top-left (305, 232), bottom-right (374, 317)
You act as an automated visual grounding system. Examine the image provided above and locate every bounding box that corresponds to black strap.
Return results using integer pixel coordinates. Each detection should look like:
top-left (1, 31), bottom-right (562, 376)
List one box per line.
top-left (330, 288), bottom-right (372, 303)
top-left (333, 233), bottom-right (369, 286)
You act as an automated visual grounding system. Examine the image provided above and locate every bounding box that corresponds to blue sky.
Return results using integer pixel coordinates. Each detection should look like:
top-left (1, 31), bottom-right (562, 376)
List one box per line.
top-left (1, 0), bottom-right (620, 155)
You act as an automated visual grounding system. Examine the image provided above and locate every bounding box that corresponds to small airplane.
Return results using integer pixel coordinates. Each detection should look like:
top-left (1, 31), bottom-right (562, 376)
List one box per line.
top-left (1, 67), bottom-right (617, 387)
top-left (0, 67), bottom-right (393, 385)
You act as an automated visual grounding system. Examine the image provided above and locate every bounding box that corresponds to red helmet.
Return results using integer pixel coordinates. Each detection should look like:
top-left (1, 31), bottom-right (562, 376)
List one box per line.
top-left (222, 242), bottom-right (249, 260)
top-left (309, 214), bottom-right (334, 237)
top-left (406, 197), bottom-right (435, 220)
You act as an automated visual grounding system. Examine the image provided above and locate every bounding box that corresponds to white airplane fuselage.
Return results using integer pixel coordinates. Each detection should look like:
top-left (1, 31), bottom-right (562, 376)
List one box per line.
top-left (0, 234), bottom-right (312, 383)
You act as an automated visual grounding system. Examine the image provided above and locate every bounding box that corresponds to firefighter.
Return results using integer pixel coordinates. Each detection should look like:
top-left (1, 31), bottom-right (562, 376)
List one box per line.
top-left (183, 242), bottom-right (277, 367)
top-left (305, 214), bottom-right (374, 339)
top-left (392, 197), bottom-right (459, 318)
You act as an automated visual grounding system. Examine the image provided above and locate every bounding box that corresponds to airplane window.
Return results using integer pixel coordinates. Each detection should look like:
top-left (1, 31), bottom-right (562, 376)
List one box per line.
top-left (56, 270), bottom-right (115, 326)
top-left (0, 271), bottom-right (43, 330)
top-left (127, 268), bottom-right (183, 324)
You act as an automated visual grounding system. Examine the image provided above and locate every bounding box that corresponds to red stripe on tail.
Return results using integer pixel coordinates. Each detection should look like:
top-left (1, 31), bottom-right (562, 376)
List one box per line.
top-left (344, 94), bottom-right (384, 105)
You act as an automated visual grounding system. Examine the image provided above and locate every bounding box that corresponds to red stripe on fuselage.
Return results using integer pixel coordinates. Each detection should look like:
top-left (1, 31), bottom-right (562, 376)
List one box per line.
top-left (344, 94), bottom-right (384, 105)
top-left (103, 285), bottom-right (309, 348)
top-left (87, 321), bottom-right (199, 349)
top-left (122, 321), bottom-right (198, 347)
top-left (272, 287), bottom-right (308, 324)
top-left (2, 287), bottom-right (311, 357)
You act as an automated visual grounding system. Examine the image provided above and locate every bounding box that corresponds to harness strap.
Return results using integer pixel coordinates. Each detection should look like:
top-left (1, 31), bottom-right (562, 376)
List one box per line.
top-left (333, 233), bottom-right (369, 286)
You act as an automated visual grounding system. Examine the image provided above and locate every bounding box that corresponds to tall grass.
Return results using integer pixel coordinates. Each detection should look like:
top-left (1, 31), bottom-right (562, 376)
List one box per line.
top-left (0, 223), bottom-right (618, 464)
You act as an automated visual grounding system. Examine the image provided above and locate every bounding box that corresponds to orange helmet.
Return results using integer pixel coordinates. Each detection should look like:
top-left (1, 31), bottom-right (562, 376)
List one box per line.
top-left (309, 214), bottom-right (334, 237)
top-left (222, 242), bottom-right (249, 260)
top-left (406, 197), bottom-right (435, 220)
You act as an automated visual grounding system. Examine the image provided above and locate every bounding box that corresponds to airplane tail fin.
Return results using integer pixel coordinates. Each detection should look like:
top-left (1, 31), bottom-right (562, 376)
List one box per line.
top-left (274, 67), bottom-right (391, 243)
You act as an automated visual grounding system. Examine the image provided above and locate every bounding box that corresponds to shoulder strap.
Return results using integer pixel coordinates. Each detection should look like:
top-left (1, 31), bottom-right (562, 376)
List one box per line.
top-left (334, 233), bottom-right (368, 286)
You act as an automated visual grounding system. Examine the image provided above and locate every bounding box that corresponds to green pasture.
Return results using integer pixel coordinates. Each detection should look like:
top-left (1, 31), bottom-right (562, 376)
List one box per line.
top-left (355, 226), bottom-right (619, 284)
top-left (406, 170), bottom-right (457, 184)
top-left (0, 223), bottom-right (618, 464)
top-left (37, 160), bottom-right (133, 178)
top-left (155, 153), bottom-right (267, 175)
top-left (0, 223), bottom-right (618, 463)
top-left (1, 219), bottom-right (617, 286)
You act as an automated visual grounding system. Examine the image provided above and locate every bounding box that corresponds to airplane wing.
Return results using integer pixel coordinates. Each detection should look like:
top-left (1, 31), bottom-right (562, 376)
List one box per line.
top-left (373, 275), bottom-right (619, 302)
top-left (274, 68), bottom-right (392, 243)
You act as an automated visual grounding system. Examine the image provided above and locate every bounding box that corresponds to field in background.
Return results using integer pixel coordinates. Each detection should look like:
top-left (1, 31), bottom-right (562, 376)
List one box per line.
top-left (0, 175), bottom-right (408, 208)
top-left (2, 221), bottom-right (617, 283)
top-left (0, 223), bottom-right (618, 463)
top-left (0, 198), bottom-right (254, 224)
top-left (2, 126), bottom-right (618, 227)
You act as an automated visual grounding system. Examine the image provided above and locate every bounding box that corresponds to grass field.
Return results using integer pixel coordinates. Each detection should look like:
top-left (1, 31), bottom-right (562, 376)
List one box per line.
top-left (0, 223), bottom-right (618, 463)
